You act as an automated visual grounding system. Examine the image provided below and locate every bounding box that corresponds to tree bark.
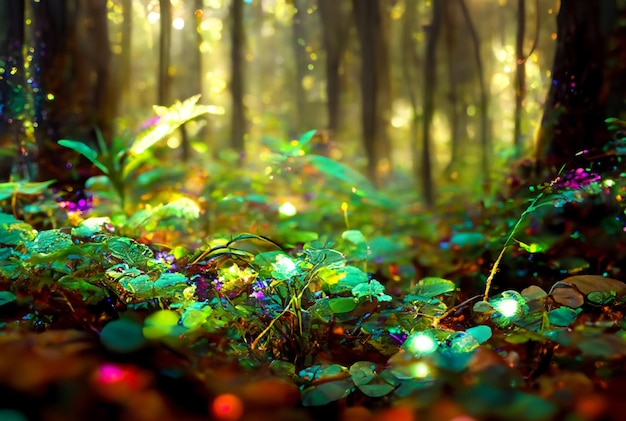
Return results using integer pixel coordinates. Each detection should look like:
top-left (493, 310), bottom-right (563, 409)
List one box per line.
top-left (420, 1), bottom-right (442, 207)
top-left (291, 0), bottom-right (309, 132)
top-left (230, 0), bottom-right (246, 154)
top-left (513, 0), bottom-right (526, 158)
top-left (158, 0), bottom-right (172, 106)
top-left (318, 0), bottom-right (349, 135)
top-left (29, 0), bottom-right (117, 185)
top-left (0, 0), bottom-right (29, 180)
top-left (536, 0), bottom-right (624, 175)
top-left (352, 0), bottom-right (392, 186)
top-left (459, 0), bottom-right (490, 189)
top-left (443, 1), bottom-right (461, 176)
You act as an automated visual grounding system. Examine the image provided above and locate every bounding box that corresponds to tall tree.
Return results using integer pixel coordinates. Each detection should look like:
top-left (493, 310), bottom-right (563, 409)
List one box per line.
top-left (318, 0), bottom-right (350, 135)
top-left (158, 0), bottom-right (172, 106)
top-left (513, 0), bottom-right (527, 158)
top-left (420, 0), bottom-right (442, 207)
top-left (535, 0), bottom-right (626, 174)
top-left (0, 0), bottom-right (29, 181)
top-left (230, 0), bottom-right (246, 154)
top-left (352, 0), bottom-right (392, 186)
top-left (459, 0), bottom-right (490, 190)
top-left (401, 0), bottom-right (421, 191)
top-left (291, 0), bottom-right (309, 131)
top-left (442, 1), bottom-right (461, 176)
top-left (29, 0), bottom-right (118, 184)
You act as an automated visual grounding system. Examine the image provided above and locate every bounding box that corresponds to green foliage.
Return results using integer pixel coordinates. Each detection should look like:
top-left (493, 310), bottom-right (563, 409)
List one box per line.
top-left (58, 95), bottom-right (221, 212)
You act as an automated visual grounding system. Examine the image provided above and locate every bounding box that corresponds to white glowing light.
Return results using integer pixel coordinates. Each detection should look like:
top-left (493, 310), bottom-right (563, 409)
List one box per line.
top-left (279, 201), bottom-right (297, 217)
top-left (494, 298), bottom-right (519, 318)
top-left (405, 332), bottom-right (438, 356)
top-left (172, 17), bottom-right (185, 30)
top-left (148, 11), bottom-right (160, 24)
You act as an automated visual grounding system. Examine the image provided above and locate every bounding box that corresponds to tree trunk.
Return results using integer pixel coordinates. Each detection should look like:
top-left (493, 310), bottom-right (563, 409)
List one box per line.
top-left (443, 1), bottom-right (461, 176)
top-left (352, 0), bottom-right (392, 186)
top-left (158, 0), bottom-right (172, 106)
top-left (513, 0), bottom-right (526, 158)
top-left (318, 0), bottom-right (349, 135)
top-left (420, 1), bottom-right (442, 207)
top-left (0, 0), bottom-right (30, 181)
top-left (291, 0), bottom-right (309, 132)
top-left (459, 0), bottom-right (490, 190)
top-left (401, 0), bottom-right (421, 192)
top-left (30, 0), bottom-right (117, 185)
top-left (120, 0), bottom-right (132, 103)
top-left (230, 0), bottom-right (246, 154)
top-left (535, 0), bottom-right (624, 175)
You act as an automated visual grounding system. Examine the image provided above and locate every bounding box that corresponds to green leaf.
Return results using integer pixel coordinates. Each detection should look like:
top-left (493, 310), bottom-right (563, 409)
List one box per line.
top-left (342, 229), bottom-right (367, 245)
top-left (143, 310), bottom-right (182, 339)
top-left (349, 361), bottom-right (377, 386)
top-left (352, 279), bottom-right (392, 302)
top-left (412, 277), bottom-right (456, 298)
top-left (548, 307), bottom-right (581, 327)
top-left (297, 129), bottom-right (317, 147)
top-left (326, 265), bottom-right (369, 294)
top-left (328, 297), bottom-right (356, 313)
top-left (57, 275), bottom-right (102, 300)
top-left (58, 139), bottom-right (109, 174)
top-left (301, 380), bottom-right (353, 406)
top-left (129, 95), bottom-right (223, 156)
top-left (466, 325), bottom-right (492, 344)
top-left (26, 229), bottom-right (73, 255)
top-left (153, 272), bottom-right (188, 294)
top-left (0, 291), bottom-right (17, 306)
top-left (106, 237), bottom-right (154, 266)
top-left (449, 232), bottom-right (486, 248)
top-left (71, 217), bottom-right (112, 238)
top-left (356, 375), bottom-right (397, 398)
top-left (16, 180), bottom-right (56, 195)
top-left (100, 318), bottom-right (146, 353)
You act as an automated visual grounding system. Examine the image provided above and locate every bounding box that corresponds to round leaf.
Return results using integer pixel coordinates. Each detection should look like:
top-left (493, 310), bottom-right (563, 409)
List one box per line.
top-left (101, 318), bottom-right (146, 353)
top-left (329, 297), bottom-right (356, 314)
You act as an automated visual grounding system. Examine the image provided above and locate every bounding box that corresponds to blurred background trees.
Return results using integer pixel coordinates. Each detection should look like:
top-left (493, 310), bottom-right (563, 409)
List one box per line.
top-left (2, 0), bottom-right (625, 204)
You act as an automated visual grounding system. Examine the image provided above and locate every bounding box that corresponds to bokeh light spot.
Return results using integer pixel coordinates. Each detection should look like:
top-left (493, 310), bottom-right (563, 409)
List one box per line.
top-left (212, 393), bottom-right (244, 421)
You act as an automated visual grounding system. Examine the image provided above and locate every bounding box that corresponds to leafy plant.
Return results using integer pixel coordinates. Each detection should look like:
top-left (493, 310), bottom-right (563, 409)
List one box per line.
top-left (58, 95), bottom-right (223, 212)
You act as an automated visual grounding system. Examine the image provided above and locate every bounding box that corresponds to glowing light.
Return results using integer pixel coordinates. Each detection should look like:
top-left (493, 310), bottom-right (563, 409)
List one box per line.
top-left (212, 393), bottom-right (244, 421)
top-left (166, 136), bottom-right (180, 149)
top-left (46, 93), bottom-right (55, 100)
top-left (493, 298), bottom-right (519, 318)
top-left (411, 361), bottom-right (431, 378)
top-left (172, 17), bottom-right (185, 30)
top-left (405, 332), bottom-right (438, 356)
top-left (279, 201), bottom-right (297, 217)
top-left (96, 363), bottom-right (140, 389)
top-left (148, 11), bottom-right (160, 24)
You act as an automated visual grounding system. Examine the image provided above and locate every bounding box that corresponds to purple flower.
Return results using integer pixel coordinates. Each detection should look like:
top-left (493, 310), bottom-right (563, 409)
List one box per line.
top-left (552, 168), bottom-right (601, 190)
top-left (57, 193), bottom-right (94, 214)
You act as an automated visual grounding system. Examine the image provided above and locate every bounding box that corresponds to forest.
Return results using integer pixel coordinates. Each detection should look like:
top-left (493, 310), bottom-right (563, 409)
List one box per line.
top-left (1, 1), bottom-right (626, 420)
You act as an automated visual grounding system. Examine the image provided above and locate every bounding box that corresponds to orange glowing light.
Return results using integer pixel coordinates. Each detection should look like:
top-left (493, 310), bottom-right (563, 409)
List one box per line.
top-left (212, 393), bottom-right (244, 421)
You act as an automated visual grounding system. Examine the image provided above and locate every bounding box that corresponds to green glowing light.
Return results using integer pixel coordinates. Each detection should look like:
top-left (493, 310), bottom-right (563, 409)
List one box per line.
top-left (404, 331), bottom-right (438, 356)
top-left (410, 361), bottom-right (431, 378)
top-left (493, 298), bottom-right (519, 318)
